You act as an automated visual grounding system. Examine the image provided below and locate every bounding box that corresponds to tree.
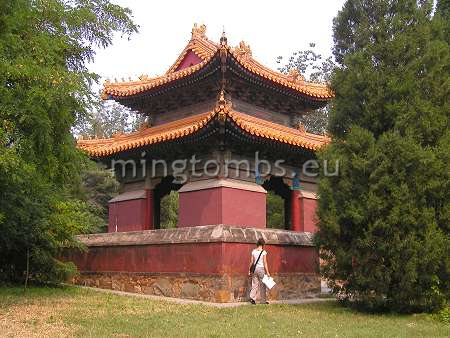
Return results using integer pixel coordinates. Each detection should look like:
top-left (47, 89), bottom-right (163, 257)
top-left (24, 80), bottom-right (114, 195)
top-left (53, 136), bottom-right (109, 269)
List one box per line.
top-left (277, 43), bottom-right (335, 84)
top-left (72, 98), bottom-right (148, 233)
top-left (316, 0), bottom-right (449, 312)
top-left (160, 191), bottom-right (179, 229)
top-left (266, 192), bottom-right (285, 229)
top-left (436, 0), bottom-right (450, 43)
top-left (277, 43), bottom-right (336, 135)
top-left (0, 0), bottom-right (137, 283)
top-left (72, 162), bottom-right (120, 233)
top-left (74, 99), bottom-right (147, 139)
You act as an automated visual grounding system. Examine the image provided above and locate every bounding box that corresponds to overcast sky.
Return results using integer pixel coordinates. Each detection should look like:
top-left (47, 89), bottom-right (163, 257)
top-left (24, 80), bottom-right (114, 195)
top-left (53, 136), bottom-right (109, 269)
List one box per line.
top-left (89, 0), bottom-right (346, 83)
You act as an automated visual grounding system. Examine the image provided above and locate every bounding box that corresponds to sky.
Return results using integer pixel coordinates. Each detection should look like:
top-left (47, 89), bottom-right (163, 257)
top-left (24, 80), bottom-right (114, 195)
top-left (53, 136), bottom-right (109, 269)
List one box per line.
top-left (89, 0), bottom-right (346, 83)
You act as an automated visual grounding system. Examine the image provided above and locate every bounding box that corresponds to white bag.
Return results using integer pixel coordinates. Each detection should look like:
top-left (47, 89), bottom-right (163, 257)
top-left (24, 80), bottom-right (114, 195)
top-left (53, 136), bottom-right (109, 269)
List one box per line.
top-left (262, 275), bottom-right (276, 289)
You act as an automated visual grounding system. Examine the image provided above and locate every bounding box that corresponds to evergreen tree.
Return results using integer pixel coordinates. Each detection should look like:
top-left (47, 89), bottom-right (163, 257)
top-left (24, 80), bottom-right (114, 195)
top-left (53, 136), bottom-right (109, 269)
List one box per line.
top-left (316, 0), bottom-right (449, 312)
top-left (0, 0), bottom-right (137, 283)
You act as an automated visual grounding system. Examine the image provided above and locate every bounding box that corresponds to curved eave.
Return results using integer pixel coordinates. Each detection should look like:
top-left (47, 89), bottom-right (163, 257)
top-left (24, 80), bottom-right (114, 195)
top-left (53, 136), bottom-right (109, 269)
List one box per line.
top-left (227, 110), bottom-right (329, 151)
top-left (101, 57), bottom-right (214, 101)
top-left (78, 111), bottom-right (215, 158)
top-left (77, 110), bottom-right (329, 158)
top-left (102, 50), bottom-right (333, 102)
top-left (228, 51), bottom-right (333, 101)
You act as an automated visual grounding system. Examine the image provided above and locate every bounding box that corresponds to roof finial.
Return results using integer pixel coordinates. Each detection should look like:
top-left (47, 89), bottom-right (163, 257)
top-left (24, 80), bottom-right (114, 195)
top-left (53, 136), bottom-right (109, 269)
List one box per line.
top-left (220, 26), bottom-right (227, 46)
top-left (191, 23), bottom-right (207, 39)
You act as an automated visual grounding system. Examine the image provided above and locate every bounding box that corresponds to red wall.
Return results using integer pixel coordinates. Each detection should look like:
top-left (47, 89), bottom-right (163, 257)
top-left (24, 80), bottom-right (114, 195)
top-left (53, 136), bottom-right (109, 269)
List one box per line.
top-left (178, 187), bottom-right (266, 228)
top-left (221, 243), bottom-right (318, 274)
top-left (175, 51), bottom-right (202, 71)
top-left (66, 243), bottom-right (222, 274)
top-left (63, 242), bottom-right (318, 275)
top-left (302, 198), bottom-right (318, 233)
top-left (108, 199), bottom-right (146, 232)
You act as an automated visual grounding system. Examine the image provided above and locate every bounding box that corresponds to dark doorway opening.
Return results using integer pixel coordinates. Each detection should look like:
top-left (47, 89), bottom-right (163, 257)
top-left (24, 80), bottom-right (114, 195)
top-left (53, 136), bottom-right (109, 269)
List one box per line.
top-left (263, 176), bottom-right (291, 229)
top-left (154, 176), bottom-right (182, 229)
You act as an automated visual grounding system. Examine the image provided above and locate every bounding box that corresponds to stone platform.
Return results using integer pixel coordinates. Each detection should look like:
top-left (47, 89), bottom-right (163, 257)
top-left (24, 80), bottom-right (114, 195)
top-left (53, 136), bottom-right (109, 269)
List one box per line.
top-left (63, 225), bottom-right (320, 303)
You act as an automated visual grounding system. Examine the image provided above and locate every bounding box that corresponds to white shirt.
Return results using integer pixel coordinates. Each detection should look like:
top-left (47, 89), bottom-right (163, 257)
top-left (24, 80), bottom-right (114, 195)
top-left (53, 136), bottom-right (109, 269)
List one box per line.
top-left (252, 249), bottom-right (267, 269)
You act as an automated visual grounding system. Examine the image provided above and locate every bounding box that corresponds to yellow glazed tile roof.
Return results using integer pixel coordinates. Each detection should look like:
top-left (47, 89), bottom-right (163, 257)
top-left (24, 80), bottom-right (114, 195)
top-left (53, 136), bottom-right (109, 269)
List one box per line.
top-left (227, 110), bottom-right (329, 150)
top-left (77, 106), bottom-right (329, 158)
top-left (77, 111), bottom-right (215, 157)
top-left (101, 24), bottom-right (333, 101)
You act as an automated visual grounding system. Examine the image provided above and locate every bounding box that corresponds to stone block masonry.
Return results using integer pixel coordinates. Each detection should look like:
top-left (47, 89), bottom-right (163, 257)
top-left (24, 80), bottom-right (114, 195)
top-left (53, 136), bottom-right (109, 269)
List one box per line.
top-left (73, 272), bottom-right (320, 302)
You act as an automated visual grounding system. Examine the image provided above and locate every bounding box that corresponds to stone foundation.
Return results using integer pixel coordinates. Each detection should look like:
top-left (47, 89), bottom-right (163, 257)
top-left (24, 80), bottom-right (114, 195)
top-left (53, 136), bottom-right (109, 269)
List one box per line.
top-left (72, 272), bottom-right (320, 302)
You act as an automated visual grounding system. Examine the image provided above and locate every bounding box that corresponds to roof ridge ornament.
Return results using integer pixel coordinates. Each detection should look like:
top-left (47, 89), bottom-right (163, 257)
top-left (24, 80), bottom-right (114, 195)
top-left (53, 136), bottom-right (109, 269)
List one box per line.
top-left (138, 118), bottom-right (150, 131)
top-left (214, 90), bottom-right (232, 121)
top-left (295, 121), bottom-right (307, 134)
top-left (191, 23), bottom-right (207, 39)
top-left (235, 41), bottom-right (252, 59)
top-left (287, 68), bottom-right (305, 84)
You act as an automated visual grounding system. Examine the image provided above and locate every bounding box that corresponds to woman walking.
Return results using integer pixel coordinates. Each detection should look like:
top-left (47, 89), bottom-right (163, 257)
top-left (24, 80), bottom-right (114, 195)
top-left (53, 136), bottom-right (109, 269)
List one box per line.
top-left (248, 238), bottom-right (270, 304)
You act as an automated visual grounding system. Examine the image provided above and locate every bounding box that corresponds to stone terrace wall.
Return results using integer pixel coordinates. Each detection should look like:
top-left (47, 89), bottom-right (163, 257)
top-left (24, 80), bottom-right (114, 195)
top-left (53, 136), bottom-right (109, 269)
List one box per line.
top-left (63, 225), bottom-right (320, 302)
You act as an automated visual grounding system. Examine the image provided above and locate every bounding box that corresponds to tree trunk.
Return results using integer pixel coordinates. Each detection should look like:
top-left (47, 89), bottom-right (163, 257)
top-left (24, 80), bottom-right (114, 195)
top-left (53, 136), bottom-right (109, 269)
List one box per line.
top-left (24, 249), bottom-right (30, 290)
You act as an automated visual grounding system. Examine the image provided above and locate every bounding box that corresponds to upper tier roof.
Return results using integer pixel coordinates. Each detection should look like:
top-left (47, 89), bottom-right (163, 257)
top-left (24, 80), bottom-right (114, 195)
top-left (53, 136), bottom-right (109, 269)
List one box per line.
top-left (101, 24), bottom-right (333, 102)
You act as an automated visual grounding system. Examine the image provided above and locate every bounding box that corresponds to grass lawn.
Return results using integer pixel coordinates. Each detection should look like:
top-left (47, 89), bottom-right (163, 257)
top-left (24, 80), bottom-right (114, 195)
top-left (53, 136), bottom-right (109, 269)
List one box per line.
top-left (0, 286), bottom-right (448, 338)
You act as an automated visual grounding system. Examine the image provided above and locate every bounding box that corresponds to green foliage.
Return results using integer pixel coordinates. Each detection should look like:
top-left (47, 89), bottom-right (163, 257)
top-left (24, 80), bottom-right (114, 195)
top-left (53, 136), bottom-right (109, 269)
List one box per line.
top-left (74, 100), bottom-right (147, 139)
top-left (318, 129), bottom-right (449, 312)
top-left (160, 191), bottom-right (179, 229)
top-left (316, 0), bottom-right (450, 313)
top-left (330, 0), bottom-right (449, 142)
top-left (0, 147), bottom-right (95, 283)
top-left (277, 43), bottom-right (335, 135)
top-left (277, 43), bottom-right (336, 83)
top-left (74, 162), bottom-right (120, 232)
top-left (433, 306), bottom-right (450, 323)
top-left (267, 191), bottom-right (286, 229)
top-left (0, 0), bottom-right (137, 283)
top-left (48, 199), bottom-right (104, 241)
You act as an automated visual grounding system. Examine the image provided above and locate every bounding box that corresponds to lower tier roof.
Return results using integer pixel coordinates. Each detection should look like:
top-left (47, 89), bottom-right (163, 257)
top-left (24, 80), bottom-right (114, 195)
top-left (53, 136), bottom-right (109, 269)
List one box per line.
top-left (77, 108), bottom-right (329, 158)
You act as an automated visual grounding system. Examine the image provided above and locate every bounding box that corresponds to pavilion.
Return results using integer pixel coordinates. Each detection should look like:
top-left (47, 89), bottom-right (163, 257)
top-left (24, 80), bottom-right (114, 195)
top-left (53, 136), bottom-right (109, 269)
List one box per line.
top-left (65, 24), bottom-right (333, 302)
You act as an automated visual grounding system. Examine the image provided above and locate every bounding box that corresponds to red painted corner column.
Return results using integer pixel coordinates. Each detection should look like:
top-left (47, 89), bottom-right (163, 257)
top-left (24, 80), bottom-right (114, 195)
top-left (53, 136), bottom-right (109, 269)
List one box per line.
top-left (291, 189), bottom-right (304, 232)
top-left (144, 189), bottom-right (154, 230)
top-left (178, 179), bottom-right (267, 228)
